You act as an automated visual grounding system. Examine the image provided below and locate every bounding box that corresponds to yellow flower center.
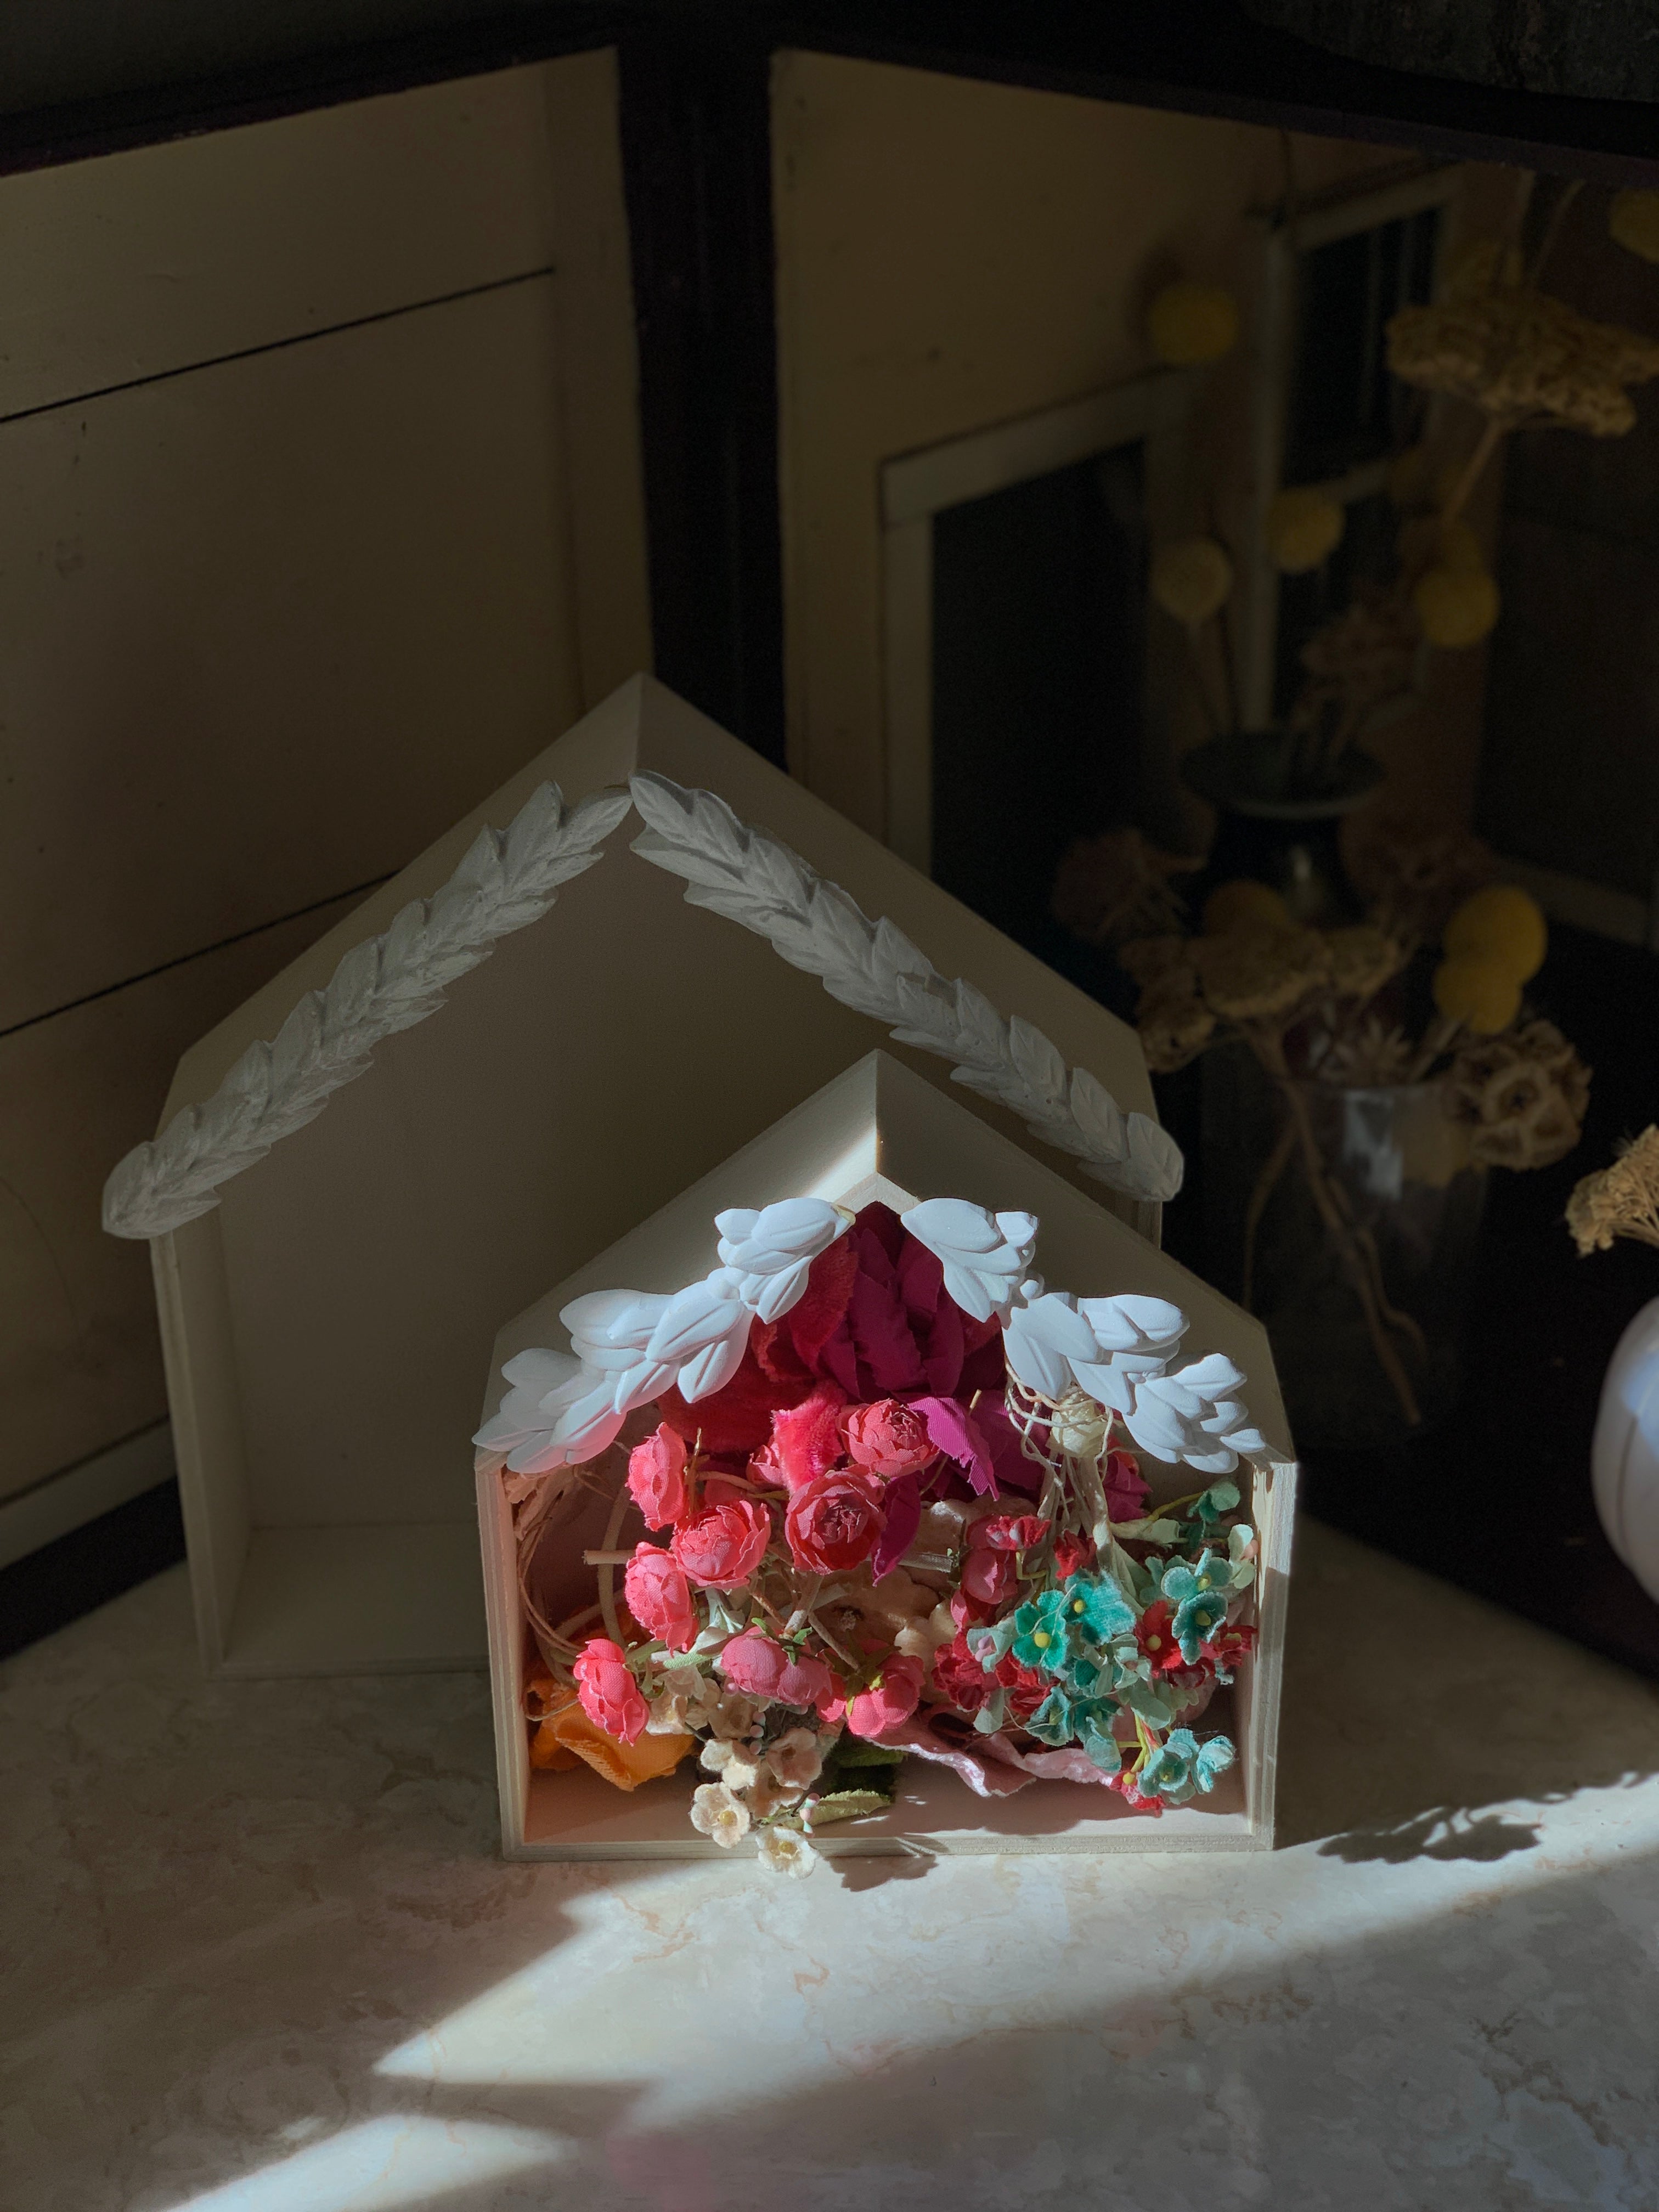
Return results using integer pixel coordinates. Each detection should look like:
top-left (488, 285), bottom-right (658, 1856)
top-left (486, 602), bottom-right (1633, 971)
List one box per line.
top-left (1071, 1599), bottom-right (1086, 1615)
top-left (1197, 1575), bottom-right (1211, 1590)
top-left (1032, 1629), bottom-right (1052, 1649)
top-left (1146, 1635), bottom-right (1162, 1651)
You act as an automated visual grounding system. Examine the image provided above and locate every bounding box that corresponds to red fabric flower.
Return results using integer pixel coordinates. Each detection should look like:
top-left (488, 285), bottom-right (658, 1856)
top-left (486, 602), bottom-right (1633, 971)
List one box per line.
top-left (1136, 1598), bottom-right (1187, 1676)
top-left (783, 1468), bottom-right (887, 1573)
top-left (1053, 1531), bottom-right (1097, 1579)
top-left (960, 1545), bottom-right (1018, 1609)
top-left (931, 1628), bottom-right (995, 1715)
top-left (1202, 1621), bottom-right (1258, 1677)
top-left (842, 1398), bottom-right (938, 1477)
top-left (716, 1628), bottom-right (834, 1710)
top-left (977, 1513), bottom-right (1051, 1553)
top-left (622, 1544), bottom-right (698, 1652)
top-left (626, 1425), bottom-right (690, 1530)
top-left (847, 1654), bottom-right (924, 1738)
top-left (572, 1637), bottom-right (649, 1742)
top-left (992, 1649), bottom-right (1049, 1721)
top-left (670, 1495), bottom-right (772, 1589)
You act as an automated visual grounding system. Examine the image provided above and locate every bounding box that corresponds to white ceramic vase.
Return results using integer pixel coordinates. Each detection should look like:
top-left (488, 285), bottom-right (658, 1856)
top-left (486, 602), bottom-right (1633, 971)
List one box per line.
top-left (1592, 1297), bottom-right (1659, 1602)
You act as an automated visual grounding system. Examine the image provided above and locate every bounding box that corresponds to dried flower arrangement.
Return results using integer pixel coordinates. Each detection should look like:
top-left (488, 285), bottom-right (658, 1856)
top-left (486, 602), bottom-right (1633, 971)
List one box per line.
top-left (1113, 872), bottom-right (1590, 1427)
top-left (476, 1196), bottom-right (1268, 1872)
top-left (1141, 174), bottom-right (1659, 799)
top-left (1570, 1127), bottom-right (1659, 1259)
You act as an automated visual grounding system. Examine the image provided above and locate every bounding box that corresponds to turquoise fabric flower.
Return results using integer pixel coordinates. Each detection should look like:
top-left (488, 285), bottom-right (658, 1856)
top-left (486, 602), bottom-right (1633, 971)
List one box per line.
top-left (1011, 1589), bottom-right (1076, 1673)
top-left (967, 1617), bottom-right (1018, 1672)
top-left (1192, 1479), bottom-right (1240, 1529)
top-left (1161, 1550), bottom-right (1233, 1661)
top-left (1057, 1572), bottom-right (1136, 1643)
top-left (1079, 1715), bottom-right (1124, 1773)
top-left (1139, 1727), bottom-right (1235, 1803)
top-left (1025, 1687), bottom-right (1077, 1746)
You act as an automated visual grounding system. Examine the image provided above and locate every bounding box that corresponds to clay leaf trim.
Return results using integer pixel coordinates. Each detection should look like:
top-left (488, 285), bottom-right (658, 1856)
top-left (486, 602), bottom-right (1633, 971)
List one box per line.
top-left (628, 772), bottom-right (1184, 1204)
top-left (101, 782), bottom-right (632, 1240)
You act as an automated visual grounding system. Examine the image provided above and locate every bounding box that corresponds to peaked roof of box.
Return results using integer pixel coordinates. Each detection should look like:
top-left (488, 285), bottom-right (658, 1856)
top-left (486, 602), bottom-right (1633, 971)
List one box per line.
top-left (104, 674), bottom-right (1179, 1242)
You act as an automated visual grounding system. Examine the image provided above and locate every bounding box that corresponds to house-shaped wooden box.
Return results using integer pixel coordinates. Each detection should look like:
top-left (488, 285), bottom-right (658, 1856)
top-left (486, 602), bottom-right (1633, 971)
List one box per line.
top-left (475, 1051), bottom-right (1296, 1859)
top-left (107, 675), bottom-right (1177, 1679)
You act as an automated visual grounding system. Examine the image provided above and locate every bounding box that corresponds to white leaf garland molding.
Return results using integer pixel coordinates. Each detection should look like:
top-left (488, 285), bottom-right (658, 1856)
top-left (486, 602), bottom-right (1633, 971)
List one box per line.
top-left (472, 1195), bottom-right (1264, 1480)
top-left (104, 775), bottom-right (1183, 1242)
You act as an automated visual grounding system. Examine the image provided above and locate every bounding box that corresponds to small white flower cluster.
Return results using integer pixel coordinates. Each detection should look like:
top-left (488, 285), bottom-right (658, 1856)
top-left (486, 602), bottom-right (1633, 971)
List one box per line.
top-left (689, 1720), bottom-right (830, 1876)
top-left (475, 1195), bottom-right (1269, 1482)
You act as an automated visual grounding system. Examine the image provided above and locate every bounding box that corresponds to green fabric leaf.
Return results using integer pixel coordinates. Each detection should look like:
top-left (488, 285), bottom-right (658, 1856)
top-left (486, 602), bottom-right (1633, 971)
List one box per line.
top-left (806, 1788), bottom-right (893, 1827)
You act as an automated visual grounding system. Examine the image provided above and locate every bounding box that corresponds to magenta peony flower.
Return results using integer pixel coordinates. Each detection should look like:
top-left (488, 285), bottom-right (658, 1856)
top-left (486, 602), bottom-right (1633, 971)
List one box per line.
top-left (622, 1543), bottom-right (698, 1652)
top-left (783, 1468), bottom-right (888, 1574)
top-left (627, 1425), bottom-right (690, 1530)
top-left (669, 1494), bottom-right (772, 1589)
top-left (847, 1654), bottom-right (924, 1739)
top-left (572, 1636), bottom-right (650, 1742)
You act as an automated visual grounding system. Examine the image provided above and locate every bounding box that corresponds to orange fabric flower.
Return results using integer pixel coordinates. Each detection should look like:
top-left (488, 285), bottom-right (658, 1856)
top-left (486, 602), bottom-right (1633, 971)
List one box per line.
top-left (532, 1686), bottom-right (693, 1791)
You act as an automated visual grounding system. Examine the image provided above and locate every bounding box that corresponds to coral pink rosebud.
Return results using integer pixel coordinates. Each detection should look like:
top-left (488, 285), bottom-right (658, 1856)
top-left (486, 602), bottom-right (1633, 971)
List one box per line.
top-left (627, 1425), bottom-right (690, 1530)
top-left (572, 1636), bottom-right (650, 1743)
top-left (847, 1654), bottom-right (924, 1740)
top-left (842, 1398), bottom-right (938, 1478)
top-left (960, 1547), bottom-right (1018, 1609)
top-left (783, 1468), bottom-right (888, 1574)
top-left (977, 1514), bottom-right (1051, 1553)
top-left (622, 1544), bottom-right (698, 1652)
top-left (670, 1495), bottom-right (772, 1589)
top-left (718, 1629), bottom-right (837, 1712)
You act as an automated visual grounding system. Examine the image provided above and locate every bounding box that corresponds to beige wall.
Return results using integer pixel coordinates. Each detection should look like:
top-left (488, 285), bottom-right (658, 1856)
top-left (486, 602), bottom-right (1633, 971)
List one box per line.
top-left (0, 51), bottom-right (649, 1508)
top-left (772, 51), bottom-right (1494, 843)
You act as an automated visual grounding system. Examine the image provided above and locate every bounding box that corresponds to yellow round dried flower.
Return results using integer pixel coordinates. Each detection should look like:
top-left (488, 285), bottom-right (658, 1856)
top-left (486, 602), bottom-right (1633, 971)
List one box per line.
top-left (1610, 189), bottom-right (1659, 266)
top-left (1150, 536), bottom-right (1234, 626)
top-left (1444, 884), bottom-right (1547, 983)
top-left (1147, 281), bottom-right (1239, 365)
top-left (1267, 488), bottom-right (1345, 575)
top-left (1201, 878), bottom-right (1293, 938)
top-left (1432, 953), bottom-right (1522, 1035)
top-left (1413, 566), bottom-right (1500, 648)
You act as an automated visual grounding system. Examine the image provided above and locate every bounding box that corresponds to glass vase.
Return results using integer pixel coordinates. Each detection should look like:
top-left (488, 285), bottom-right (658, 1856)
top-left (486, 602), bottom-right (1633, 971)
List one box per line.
top-left (1201, 1043), bottom-right (1488, 1448)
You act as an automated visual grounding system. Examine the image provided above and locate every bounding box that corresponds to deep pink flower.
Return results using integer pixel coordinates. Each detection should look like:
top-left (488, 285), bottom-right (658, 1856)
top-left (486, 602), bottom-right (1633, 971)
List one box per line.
top-left (783, 1468), bottom-right (888, 1574)
top-left (754, 1381), bottom-right (848, 1492)
top-left (572, 1637), bottom-right (649, 1742)
top-left (930, 1629), bottom-right (995, 1715)
top-left (717, 1628), bottom-right (835, 1711)
top-left (669, 1495), bottom-right (772, 1589)
top-left (842, 1398), bottom-right (938, 1477)
top-left (622, 1544), bottom-right (698, 1652)
top-left (847, 1655), bottom-right (924, 1739)
top-left (627, 1425), bottom-right (690, 1530)
top-left (960, 1545), bottom-right (1018, 1609)
top-left (1053, 1531), bottom-right (1097, 1579)
top-left (1103, 1448), bottom-right (1150, 1523)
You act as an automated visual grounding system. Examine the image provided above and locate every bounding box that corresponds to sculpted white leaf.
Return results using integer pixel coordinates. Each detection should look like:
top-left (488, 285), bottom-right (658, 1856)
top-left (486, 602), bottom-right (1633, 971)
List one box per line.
top-left (501, 1346), bottom-right (582, 1398)
top-left (563, 1289), bottom-right (671, 1370)
top-left (1003, 1285), bottom-right (1098, 1400)
top-left (626, 772), bottom-right (1180, 1206)
top-left (900, 1199), bottom-right (1036, 1323)
top-left (1069, 1066), bottom-right (1128, 1163)
top-left (104, 771), bottom-right (628, 1239)
top-left (676, 1324), bottom-right (752, 1404)
top-left (645, 1271), bottom-right (750, 1365)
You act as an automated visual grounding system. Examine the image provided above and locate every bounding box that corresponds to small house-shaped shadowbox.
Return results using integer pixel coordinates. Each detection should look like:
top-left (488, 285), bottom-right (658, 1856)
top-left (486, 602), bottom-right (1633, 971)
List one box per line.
top-left (475, 1053), bottom-right (1296, 1860)
top-left (108, 676), bottom-right (1177, 1679)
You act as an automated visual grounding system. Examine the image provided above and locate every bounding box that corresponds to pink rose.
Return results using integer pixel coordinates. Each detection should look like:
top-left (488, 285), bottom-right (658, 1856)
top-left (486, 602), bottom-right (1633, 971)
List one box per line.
top-left (783, 1468), bottom-right (888, 1574)
top-left (842, 1398), bottom-right (938, 1478)
top-left (716, 1628), bottom-right (834, 1711)
top-left (627, 1425), bottom-right (690, 1529)
top-left (754, 1380), bottom-right (849, 1493)
top-left (960, 1546), bottom-right (1018, 1609)
top-left (572, 1636), bottom-right (649, 1742)
top-left (847, 1654), bottom-right (924, 1739)
top-left (622, 1544), bottom-right (698, 1652)
top-left (670, 1495), bottom-right (772, 1589)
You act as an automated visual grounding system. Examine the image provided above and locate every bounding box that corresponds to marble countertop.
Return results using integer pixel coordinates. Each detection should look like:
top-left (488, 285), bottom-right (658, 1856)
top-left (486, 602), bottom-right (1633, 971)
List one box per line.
top-left (5, 1520), bottom-right (1659, 2212)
